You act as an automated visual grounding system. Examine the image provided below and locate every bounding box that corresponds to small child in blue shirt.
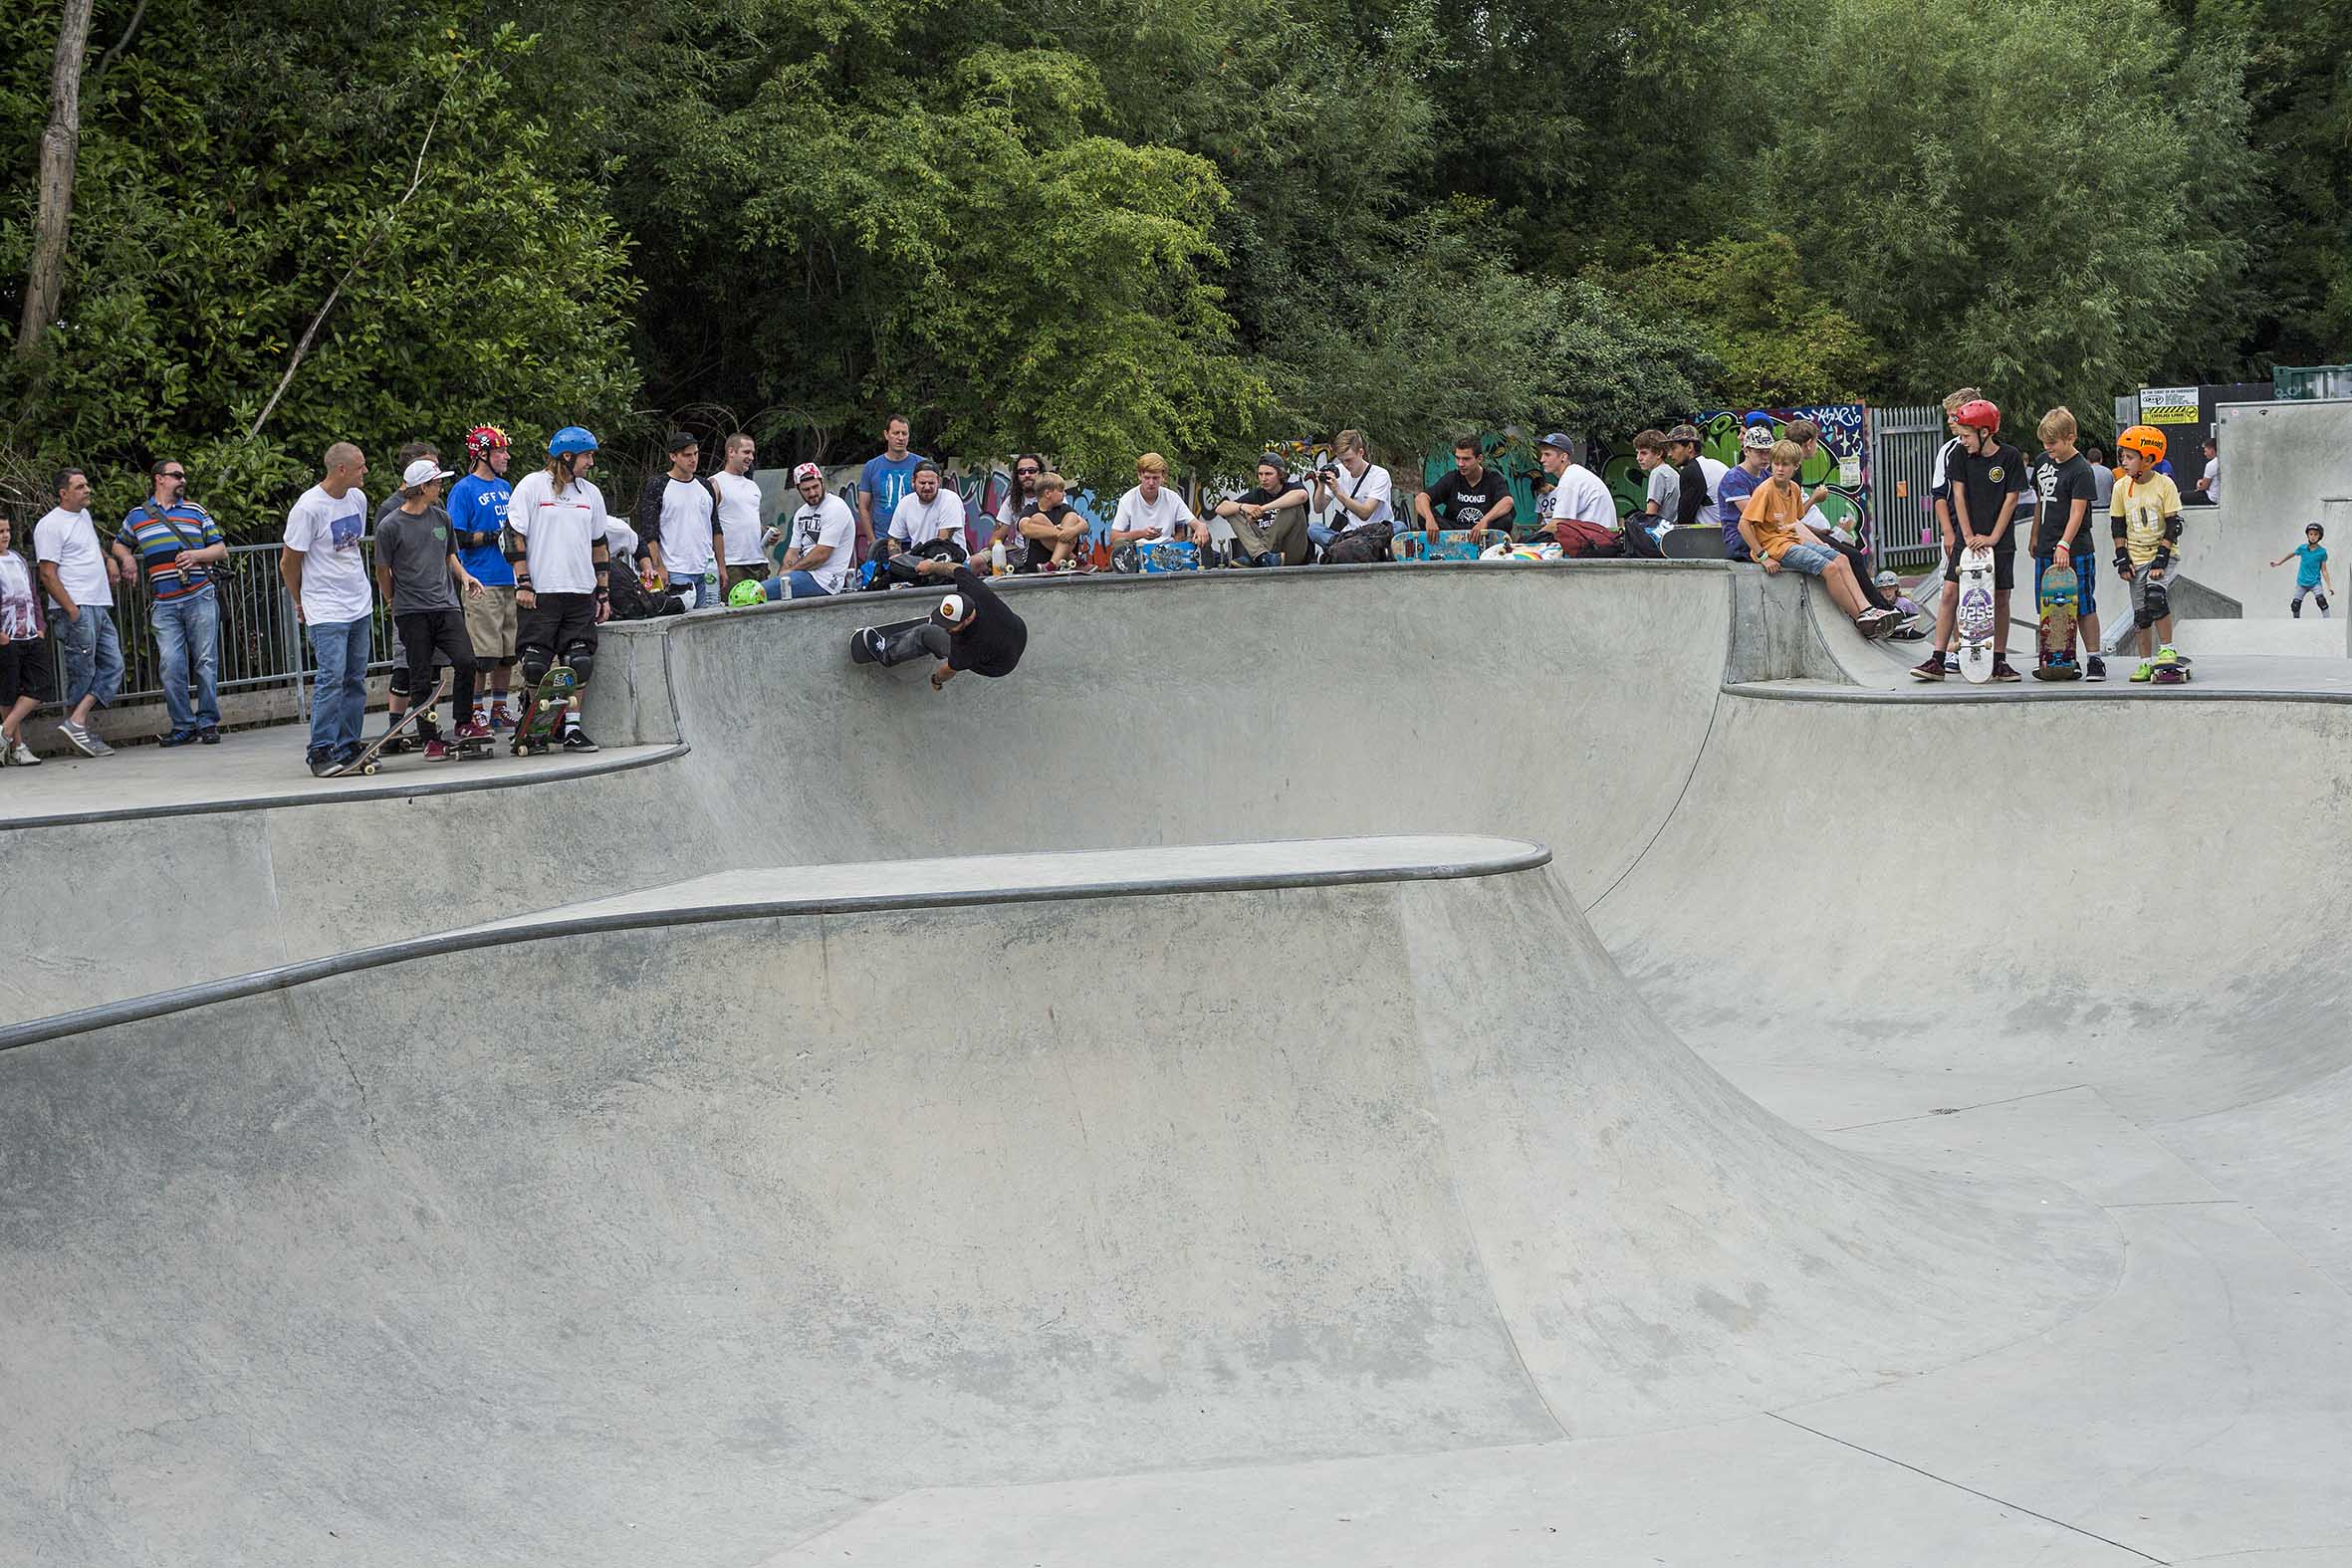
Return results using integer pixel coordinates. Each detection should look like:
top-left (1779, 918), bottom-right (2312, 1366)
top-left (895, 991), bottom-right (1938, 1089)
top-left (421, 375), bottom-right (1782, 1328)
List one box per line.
top-left (2270, 524), bottom-right (2332, 617)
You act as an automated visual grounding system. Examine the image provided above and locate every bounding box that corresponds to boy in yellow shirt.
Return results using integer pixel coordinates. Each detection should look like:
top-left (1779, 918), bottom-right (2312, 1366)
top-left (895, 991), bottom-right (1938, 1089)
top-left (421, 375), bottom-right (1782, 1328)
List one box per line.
top-left (1741, 440), bottom-right (1901, 636)
top-left (2110, 424), bottom-right (2186, 680)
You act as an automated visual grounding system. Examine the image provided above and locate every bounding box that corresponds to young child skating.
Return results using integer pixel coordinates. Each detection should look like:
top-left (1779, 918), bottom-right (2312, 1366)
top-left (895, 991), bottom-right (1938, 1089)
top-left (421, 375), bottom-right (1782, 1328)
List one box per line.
top-left (1741, 440), bottom-right (1902, 637)
top-left (2109, 424), bottom-right (2186, 680)
top-left (2271, 525), bottom-right (2332, 617)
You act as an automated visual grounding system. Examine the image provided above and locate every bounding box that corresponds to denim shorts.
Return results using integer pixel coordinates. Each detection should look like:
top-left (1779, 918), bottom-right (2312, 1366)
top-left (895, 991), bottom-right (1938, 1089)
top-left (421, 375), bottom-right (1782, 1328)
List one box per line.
top-left (1777, 543), bottom-right (1837, 575)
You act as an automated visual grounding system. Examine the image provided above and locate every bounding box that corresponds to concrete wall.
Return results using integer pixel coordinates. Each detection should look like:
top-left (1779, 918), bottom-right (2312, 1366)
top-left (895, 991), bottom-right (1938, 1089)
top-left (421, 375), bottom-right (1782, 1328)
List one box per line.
top-left (2180, 398), bottom-right (2352, 618)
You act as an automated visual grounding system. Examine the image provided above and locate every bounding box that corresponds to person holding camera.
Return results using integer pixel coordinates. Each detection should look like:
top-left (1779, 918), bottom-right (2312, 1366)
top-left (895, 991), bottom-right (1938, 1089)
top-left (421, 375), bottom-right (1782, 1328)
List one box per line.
top-left (1307, 430), bottom-right (1394, 563)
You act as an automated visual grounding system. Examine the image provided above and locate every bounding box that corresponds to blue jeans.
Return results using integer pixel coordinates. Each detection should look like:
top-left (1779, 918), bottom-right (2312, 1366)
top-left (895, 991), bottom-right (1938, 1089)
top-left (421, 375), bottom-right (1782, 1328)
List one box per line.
top-left (766, 571), bottom-right (833, 600)
top-left (48, 604), bottom-right (122, 711)
top-left (153, 589), bottom-right (220, 733)
top-left (307, 615), bottom-right (372, 763)
top-left (683, 570), bottom-right (719, 609)
top-left (1307, 522), bottom-right (1340, 550)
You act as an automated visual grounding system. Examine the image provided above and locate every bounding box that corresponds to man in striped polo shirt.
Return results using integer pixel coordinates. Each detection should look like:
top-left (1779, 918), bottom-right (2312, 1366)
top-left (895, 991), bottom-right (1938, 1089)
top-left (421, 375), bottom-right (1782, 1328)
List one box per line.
top-left (117, 458), bottom-right (228, 746)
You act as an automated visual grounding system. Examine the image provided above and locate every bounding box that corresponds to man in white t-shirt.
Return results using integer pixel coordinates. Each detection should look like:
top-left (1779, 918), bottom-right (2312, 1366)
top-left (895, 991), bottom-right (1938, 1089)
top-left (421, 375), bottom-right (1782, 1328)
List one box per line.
top-left (986, 455), bottom-right (1045, 570)
top-left (1108, 452), bottom-right (1198, 565)
top-left (2197, 436), bottom-right (2220, 506)
top-left (1307, 428), bottom-right (1395, 561)
top-left (712, 433), bottom-right (770, 593)
top-left (886, 461), bottom-right (969, 557)
top-left (635, 430), bottom-right (721, 608)
top-left (1535, 433), bottom-right (1622, 556)
top-left (762, 463), bottom-right (857, 599)
top-left (35, 466), bottom-right (132, 757)
top-left (279, 441), bottom-right (375, 775)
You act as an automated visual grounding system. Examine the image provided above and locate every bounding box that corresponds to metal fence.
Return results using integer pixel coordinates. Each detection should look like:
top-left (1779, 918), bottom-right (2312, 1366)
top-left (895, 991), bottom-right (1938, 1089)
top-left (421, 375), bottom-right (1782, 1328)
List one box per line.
top-left (36, 540), bottom-right (400, 715)
top-left (1867, 404), bottom-right (1947, 573)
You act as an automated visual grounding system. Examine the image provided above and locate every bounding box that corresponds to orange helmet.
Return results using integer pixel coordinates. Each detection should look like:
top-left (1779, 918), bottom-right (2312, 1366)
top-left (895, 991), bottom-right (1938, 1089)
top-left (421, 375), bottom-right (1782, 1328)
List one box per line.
top-left (2116, 425), bottom-right (2167, 464)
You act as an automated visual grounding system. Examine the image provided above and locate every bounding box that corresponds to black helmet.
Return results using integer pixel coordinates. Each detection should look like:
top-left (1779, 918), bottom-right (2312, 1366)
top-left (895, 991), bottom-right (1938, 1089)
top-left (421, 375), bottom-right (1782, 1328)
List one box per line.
top-left (2309, 523), bottom-right (2326, 541)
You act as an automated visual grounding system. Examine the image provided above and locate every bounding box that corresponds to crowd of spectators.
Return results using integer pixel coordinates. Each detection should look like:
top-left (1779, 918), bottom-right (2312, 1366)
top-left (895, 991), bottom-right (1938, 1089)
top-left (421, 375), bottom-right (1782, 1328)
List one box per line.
top-left (2, 392), bottom-right (2211, 772)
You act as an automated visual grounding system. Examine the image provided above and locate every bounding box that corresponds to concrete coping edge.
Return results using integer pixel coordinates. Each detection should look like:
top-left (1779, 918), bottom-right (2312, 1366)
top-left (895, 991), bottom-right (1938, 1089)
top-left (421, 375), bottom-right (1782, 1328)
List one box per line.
top-left (0, 834), bottom-right (1551, 1054)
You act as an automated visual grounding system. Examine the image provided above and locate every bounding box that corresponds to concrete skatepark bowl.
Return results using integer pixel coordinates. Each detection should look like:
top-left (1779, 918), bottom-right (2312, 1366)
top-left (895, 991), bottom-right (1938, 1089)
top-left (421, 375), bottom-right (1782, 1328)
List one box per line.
top-left (2, 561), bottom-right (2347, 1566)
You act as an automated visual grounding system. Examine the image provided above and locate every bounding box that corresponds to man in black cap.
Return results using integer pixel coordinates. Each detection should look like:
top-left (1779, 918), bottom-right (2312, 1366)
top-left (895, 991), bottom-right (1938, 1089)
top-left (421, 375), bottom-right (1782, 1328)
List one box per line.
top-left (857, 557), bottom-right (1028, 691)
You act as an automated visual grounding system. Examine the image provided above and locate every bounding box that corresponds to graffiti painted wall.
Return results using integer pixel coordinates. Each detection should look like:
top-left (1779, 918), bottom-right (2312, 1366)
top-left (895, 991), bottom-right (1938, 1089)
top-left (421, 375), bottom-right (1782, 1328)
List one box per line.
top-left (1598, 406), bottom-right (1873, 538)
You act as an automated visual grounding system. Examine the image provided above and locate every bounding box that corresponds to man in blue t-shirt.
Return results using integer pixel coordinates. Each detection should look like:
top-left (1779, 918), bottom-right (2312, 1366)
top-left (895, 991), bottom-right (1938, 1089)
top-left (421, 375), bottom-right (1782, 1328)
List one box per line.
top-left (856, 414), bottom-right (927, 566)
top-left (447, 424), bottom-right (519, 727)
top-left (1716, 426), bottom-right (1775, 560)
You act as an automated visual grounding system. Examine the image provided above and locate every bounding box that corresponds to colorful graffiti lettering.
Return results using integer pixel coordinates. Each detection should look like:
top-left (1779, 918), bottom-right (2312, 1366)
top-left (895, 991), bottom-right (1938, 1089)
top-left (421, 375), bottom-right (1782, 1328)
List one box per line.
top-left (1597, 405), bottom-right (1871, 542)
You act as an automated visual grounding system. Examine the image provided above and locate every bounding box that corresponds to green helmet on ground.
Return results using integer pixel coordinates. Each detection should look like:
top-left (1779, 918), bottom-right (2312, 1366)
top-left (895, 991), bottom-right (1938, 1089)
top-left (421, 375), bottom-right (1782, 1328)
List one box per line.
top-left (727, 578), bottom-right (768, 607)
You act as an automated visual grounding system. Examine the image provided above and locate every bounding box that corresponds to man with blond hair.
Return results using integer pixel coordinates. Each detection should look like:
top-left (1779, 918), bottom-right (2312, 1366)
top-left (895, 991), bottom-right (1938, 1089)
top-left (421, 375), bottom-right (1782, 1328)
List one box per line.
top-left (1109, 452), bottom-right (1200, 566)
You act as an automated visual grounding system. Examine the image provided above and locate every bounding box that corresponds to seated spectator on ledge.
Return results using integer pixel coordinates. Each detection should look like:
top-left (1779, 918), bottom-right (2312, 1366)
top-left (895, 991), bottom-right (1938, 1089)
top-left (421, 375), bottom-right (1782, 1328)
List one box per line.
top-left (762, 463), bottom-right (856, 599)
top-left (1309, 429), bottom-right (1395, 562)
top-left (985, 455), bottom-right (1045, 572)
top-left (1018, 473), bottom-right (1092, 572)
top-left (1415, 434), bottom-right (1518, 548)
top-left (1782, 418), bottom-right (1894, 611)
top-left (1741, 440), bottom-right (1902, 638)
top-left (1109, 453), bottom-right (1201, 566)
top-left (1213, 456), bottom-right (1312, 566)
top-left (886, 460), bottom-right (968, 560)
top-left (1535, 433), bottom-right (1622, 557)
top-left (1716, 425), bottom-right (1775, 560)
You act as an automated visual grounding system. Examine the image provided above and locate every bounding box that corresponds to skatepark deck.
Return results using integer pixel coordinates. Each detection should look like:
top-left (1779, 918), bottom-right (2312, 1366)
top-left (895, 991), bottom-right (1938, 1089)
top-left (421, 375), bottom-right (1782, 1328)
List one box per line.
top-left (2, 560), bottom-right (2347, 1567)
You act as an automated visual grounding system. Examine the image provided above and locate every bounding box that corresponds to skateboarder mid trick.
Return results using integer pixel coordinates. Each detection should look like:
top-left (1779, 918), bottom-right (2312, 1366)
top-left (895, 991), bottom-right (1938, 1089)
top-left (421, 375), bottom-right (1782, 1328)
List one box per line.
top-left (859, 559), bottom-right (1027, 691)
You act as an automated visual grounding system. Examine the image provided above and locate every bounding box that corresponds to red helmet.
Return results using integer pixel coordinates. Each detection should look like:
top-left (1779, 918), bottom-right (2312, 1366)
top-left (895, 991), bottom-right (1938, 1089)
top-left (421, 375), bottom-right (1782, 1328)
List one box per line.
top-left (465, 424), bottom-right (511, 462)
top-left (1954, 399), bottom-right (2000, 434)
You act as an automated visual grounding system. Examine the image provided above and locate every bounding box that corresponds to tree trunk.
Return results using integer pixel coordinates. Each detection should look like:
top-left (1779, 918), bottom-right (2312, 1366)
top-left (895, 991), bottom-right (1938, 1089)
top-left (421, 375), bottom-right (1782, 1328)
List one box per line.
top-left (15, 0), bottom-right (99, 361)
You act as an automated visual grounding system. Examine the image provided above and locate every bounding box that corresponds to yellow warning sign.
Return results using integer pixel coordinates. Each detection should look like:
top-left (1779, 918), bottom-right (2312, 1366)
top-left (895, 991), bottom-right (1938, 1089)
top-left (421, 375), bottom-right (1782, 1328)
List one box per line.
top-left (2140, 385), bottom-right (2199, 425)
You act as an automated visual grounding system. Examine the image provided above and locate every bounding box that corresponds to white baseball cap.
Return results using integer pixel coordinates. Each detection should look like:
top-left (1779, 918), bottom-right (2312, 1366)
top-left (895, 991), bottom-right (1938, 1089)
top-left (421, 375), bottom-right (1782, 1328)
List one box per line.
top-left (402, 457), bottom-right (455, 487)
top-left (939, 593), bottom-right (967, 621)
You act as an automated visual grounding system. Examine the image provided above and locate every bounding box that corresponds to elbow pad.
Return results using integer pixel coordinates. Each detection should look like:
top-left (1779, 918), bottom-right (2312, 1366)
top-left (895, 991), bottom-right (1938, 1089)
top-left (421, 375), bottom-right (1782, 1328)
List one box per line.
top-left (2164, 517), bottom-right (2183, 543)
top-left (503, 529), bottom-right (528, 562)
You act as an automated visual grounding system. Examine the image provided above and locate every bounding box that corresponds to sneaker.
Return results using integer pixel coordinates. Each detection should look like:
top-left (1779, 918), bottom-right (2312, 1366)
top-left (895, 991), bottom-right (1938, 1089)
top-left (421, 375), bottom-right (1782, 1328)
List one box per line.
top-left (157, 728), bottom-right (198, 748)
top-left (560, 725), bottom-right (599, 754)
top-left (486, 707), bottom-right (509, 732)
top-left (423, 739), bottom-right (451, 763)
top-left (2084, 656), bottom-right (2106, 682)
top-left (1858, 608), bottom-right (1899, 640)
top-left (60, 721), bottom-right (112, 757)
top-left (310, 755), bottom-right (340, 779)
top-left (859, 627), bottom-right (888, 663)
top-left (1991, 660), bottom-right (2021, 682)
top-left (455, 719), bottom-right (492, 744)
top-left (198, 727), bottom-right (220, 745)
top-left (2130, 660), bottom-right (2154, 683)
top-left (1910, 652), bottom-right (1949, 682)
top-left (6, 739), bottom-right (37, 767)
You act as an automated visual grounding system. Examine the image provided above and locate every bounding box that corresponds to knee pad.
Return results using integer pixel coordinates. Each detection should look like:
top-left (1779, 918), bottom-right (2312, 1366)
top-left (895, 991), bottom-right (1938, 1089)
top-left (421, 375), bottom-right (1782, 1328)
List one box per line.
top-left (2292, 598), bottom-right (2304, 617)
top-left (563, 643), bottom-right (595, 688)
top-left (2320, 594), bottom-right (2332, 612)
top-left (520, 647), bottom-right (552, 690)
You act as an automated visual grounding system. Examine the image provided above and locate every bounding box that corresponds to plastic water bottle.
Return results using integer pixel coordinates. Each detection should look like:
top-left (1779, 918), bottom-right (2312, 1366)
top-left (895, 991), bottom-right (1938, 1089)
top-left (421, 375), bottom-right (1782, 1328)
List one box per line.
top-left (990, 539), bottom-right (1007, 575)
top-left (702, 566), bottom-right (719, 605)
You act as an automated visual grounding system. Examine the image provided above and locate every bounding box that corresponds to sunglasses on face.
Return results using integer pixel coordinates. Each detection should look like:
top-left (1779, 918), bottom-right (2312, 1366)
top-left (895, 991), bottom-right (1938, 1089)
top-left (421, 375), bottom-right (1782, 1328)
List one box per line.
top-left (1016, 468), bottom-right (1040, 478)
top-left (160, 470), bottom-right (187, 481)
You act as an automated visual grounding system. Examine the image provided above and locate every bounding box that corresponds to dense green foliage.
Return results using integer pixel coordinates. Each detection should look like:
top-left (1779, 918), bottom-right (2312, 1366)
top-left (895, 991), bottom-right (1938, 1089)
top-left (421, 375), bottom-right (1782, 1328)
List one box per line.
top-left (1, 0), bottom-right (2345, 531)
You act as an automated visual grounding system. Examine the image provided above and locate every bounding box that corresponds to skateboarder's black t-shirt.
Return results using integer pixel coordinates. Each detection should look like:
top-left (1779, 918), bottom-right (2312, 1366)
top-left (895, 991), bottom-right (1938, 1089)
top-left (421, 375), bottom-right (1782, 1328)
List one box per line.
top-left (1422, 467), bottom-right (1514, 532)
top-left (1950, 442), bottom-right (2025, 551)
top-left (941, 565), bottom-right (1026, 677)
top-left (2031, 452), bottom-right (2100, 558)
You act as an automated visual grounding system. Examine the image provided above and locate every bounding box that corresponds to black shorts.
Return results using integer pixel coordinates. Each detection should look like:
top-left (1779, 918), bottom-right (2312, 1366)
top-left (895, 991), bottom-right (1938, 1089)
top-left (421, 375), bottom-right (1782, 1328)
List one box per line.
top-left (0, 636), bottom-right (54, 708)
top-left (517, 592), bottom-right (599, 660)
top-left (1945, 546), bottom-right (2016, 591)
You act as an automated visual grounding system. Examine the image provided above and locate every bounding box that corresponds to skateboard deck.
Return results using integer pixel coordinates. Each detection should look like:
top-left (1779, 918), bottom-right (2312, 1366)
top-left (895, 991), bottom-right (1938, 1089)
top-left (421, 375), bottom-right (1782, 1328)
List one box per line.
top-left (2150, 647), bottom-right (2193, 685)
top-left (1132, 541), bottom-right (1199, 573)
top-left (1396, 529), bottom-right (1485, 562)
top-left (1956, 548), bottom-right (1997, 683)
top-left (849, 616), bottom-right (933, 667)
top-left (2034, 560), bottom-right (2080, 680)
top-left (510, 664), bottom-right (578, 755)
top-left (332, 672), bottom-right (449, 777)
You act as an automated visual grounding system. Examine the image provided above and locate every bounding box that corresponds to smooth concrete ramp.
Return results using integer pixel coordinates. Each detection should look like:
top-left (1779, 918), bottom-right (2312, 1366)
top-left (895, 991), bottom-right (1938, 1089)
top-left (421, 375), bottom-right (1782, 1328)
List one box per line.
top-left (5, 560), bottom-right (2351, 1566)
top-left (0, 839), bottom-right (2112, 1566)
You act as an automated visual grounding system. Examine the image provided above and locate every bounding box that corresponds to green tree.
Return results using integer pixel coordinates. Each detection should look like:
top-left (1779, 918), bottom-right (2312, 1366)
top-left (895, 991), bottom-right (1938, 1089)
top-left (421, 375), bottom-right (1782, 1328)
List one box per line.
top-left (1735, 0), bottom-right (2253, 418)
top-left (1613, 235), bottom-right (1887, 406)
top-left (0, 2), bottom-right (639, 534)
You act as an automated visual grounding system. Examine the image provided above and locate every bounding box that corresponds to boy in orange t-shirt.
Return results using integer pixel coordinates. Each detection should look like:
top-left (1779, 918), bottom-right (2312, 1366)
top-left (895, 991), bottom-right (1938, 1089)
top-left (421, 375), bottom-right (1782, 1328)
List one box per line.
top-left (1741, 440), bottom-right (1899, 636)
